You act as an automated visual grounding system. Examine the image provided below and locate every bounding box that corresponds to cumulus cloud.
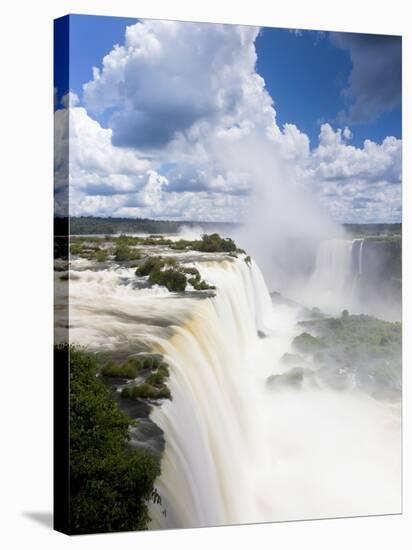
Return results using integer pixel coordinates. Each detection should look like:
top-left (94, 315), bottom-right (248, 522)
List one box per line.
top-left (83, 21), bottom-right (264, 150)
top-left (330, 32), bottom-right (401, 123)
top-left (309, 124), bottom-right (401, 222)
top-left (54, 98), bottom-right (249, 220)
top-left (57, 20), bottom-right (402, 224)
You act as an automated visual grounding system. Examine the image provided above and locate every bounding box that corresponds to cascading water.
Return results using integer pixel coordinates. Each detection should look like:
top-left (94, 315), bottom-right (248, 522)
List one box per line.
top-left (301, 238), bottom-right (364, 314)
top-left (146, 258), bottom-right (400, 528)
top-left (358, 238), bottom-right (365, 275)
top-left (65, 252), bottom-right (401, 528)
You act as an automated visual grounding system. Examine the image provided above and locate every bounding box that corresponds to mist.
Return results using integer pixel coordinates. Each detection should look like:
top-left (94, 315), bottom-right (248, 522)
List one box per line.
top-left (210, 130), bottom-right (401, 321)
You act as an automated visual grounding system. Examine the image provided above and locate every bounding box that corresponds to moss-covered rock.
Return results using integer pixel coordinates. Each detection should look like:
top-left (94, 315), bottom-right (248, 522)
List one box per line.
top-left (292, 332), bottom-right (324, 354)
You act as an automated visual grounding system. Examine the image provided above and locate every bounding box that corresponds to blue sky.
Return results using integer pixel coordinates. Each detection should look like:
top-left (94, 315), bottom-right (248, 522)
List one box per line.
top-left (54, 15), bottom-right (402, 223)
top-left (57, 16), bottom-right (401, 149)
top-left (255, 28), bottom-right (401, 148)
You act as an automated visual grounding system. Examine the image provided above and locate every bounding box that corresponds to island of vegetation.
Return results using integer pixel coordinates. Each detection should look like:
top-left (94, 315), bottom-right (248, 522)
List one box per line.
top-left (68, 233), bottom-right (248, 293)
top-left (267, 310), bottom-right (401, 399)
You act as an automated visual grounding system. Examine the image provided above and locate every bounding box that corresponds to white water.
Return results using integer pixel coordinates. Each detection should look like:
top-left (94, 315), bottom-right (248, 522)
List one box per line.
top-left (298, 238), bottom-right (362, 315)
top-left (358, 238), bottom-right (365, 275)
top-left (147, 259), bottom-right (401, 527)
top-left (64, 254), bottom-right (401, 528)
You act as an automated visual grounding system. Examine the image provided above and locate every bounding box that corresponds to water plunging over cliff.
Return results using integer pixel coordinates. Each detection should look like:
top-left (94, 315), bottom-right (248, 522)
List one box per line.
top-left (146, 258), bottom-right (400, 528)
top-left (65, 251), bottom-right (401, 528)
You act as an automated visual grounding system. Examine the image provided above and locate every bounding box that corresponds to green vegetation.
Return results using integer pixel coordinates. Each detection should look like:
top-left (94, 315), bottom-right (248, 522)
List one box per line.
top-left (149, 268), bottom-right (187, 292)
top-left (293, 312), bottom-right (402, 398)
top-left (299, 313), bottom-right (401, 362)
top-left (69, 232), bottom-right (246, 293)
top-left (122, 383), bottom-right (171, 401)
top-left (101, 359), bottom-right (142, 379)
top-left (101, 356), bottom-right (168, 379)
top-left (136, 256), bottom-right (215, 292)
top-left (121, 358), bottom-right (171, 401)
top-left (70, 241), bottom-right (109, 262)
top-left (292, 332), bottom-right (325, 354)
top-left (94, 248), bottom-right (109, 262)
top-left (64, 345), bottom-right (161, 534)
top-left (244, 255), bottom-right (252, 266)
top-left (343, 223), bottom-right (401, 237)
top-left (68, 215), bottom-right (238, 235)
top-left (169, 233), bottom-right (240, 254)
top-left (114, 245), bottom-right (142, 262)
top-left (136, 256), bottom-right (164, 276)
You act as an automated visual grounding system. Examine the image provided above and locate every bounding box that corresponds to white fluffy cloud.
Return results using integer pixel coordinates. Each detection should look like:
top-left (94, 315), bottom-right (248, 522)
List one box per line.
top-left (58, 20), bottom-right (402, 223)
top-left (309, 124), bottom-right (401, 222)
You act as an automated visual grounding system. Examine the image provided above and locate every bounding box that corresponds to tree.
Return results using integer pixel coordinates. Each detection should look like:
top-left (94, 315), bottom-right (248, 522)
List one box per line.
top-left (61, 346), bottom-right (160, 534)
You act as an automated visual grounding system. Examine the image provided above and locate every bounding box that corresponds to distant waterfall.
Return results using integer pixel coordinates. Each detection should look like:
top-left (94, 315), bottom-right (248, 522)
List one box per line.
top-left (352, 238), bottom-right (365, 275)
top-left (304, 238), bottom-right (365, 314)
top-left (358, 238), bottom-right (365, 275)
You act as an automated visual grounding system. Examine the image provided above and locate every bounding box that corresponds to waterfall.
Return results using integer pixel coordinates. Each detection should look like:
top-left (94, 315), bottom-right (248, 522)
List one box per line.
top-left (148, 260), bottom-right (275, 528)
top-left (301, 238), bottom-right (363, 314)
top-left (358, 238), bottom-right (365, 275)
top-left (66, 254), bottom-right (401, 527)
top-left (146, 258), bottom-right (400, 528)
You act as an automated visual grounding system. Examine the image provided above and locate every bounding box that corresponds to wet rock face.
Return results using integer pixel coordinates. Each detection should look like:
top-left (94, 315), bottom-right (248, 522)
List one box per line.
top-left (361, 237), bottom-right (401, 281)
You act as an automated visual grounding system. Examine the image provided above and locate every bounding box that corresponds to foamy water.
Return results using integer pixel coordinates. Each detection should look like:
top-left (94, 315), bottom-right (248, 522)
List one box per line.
top-left (65, 252), bottom-right (401, 528)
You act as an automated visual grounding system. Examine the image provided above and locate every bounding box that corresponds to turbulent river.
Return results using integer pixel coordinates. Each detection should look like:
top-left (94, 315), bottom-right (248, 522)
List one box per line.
top-left (60, 242), bottom-right (401, 528)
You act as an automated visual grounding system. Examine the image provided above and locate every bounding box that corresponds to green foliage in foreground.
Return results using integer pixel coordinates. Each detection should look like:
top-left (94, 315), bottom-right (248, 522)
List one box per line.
top-left (64, 346), bottom-right (160, 534)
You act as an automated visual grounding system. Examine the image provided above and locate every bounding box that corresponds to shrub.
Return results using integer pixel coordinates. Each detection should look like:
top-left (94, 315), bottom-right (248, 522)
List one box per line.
top-left (189, 278), bottom-right (215, 291)
top-left (149, 268), bottom-right (187, 292)
top-left (136, 256), bottom-right (164, 277)
top-left (61, 346), bottom-right (160, 534)
top-left (114, 245), bottom-right (141, 262)
top-left (183, 266), bottom-right (200, 277)
top-left (199, 233), bottom-right (237, 253)
top-left (157, 362), bottom-right (170, 377)
top-left (122, 382), bottom-right (171, 400)
top-left (142, 356), bottom-right (155, 370)
top-left (70, 243), bottom-right (85, 256)
top-left (94, 248), bottom-right (109, 262)
top-left (292, 332), bottom-right (324, 354)
top-left (146, 370), bottom-right (168, 386)
top-left (101, 361), bottom-right (140, 379)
